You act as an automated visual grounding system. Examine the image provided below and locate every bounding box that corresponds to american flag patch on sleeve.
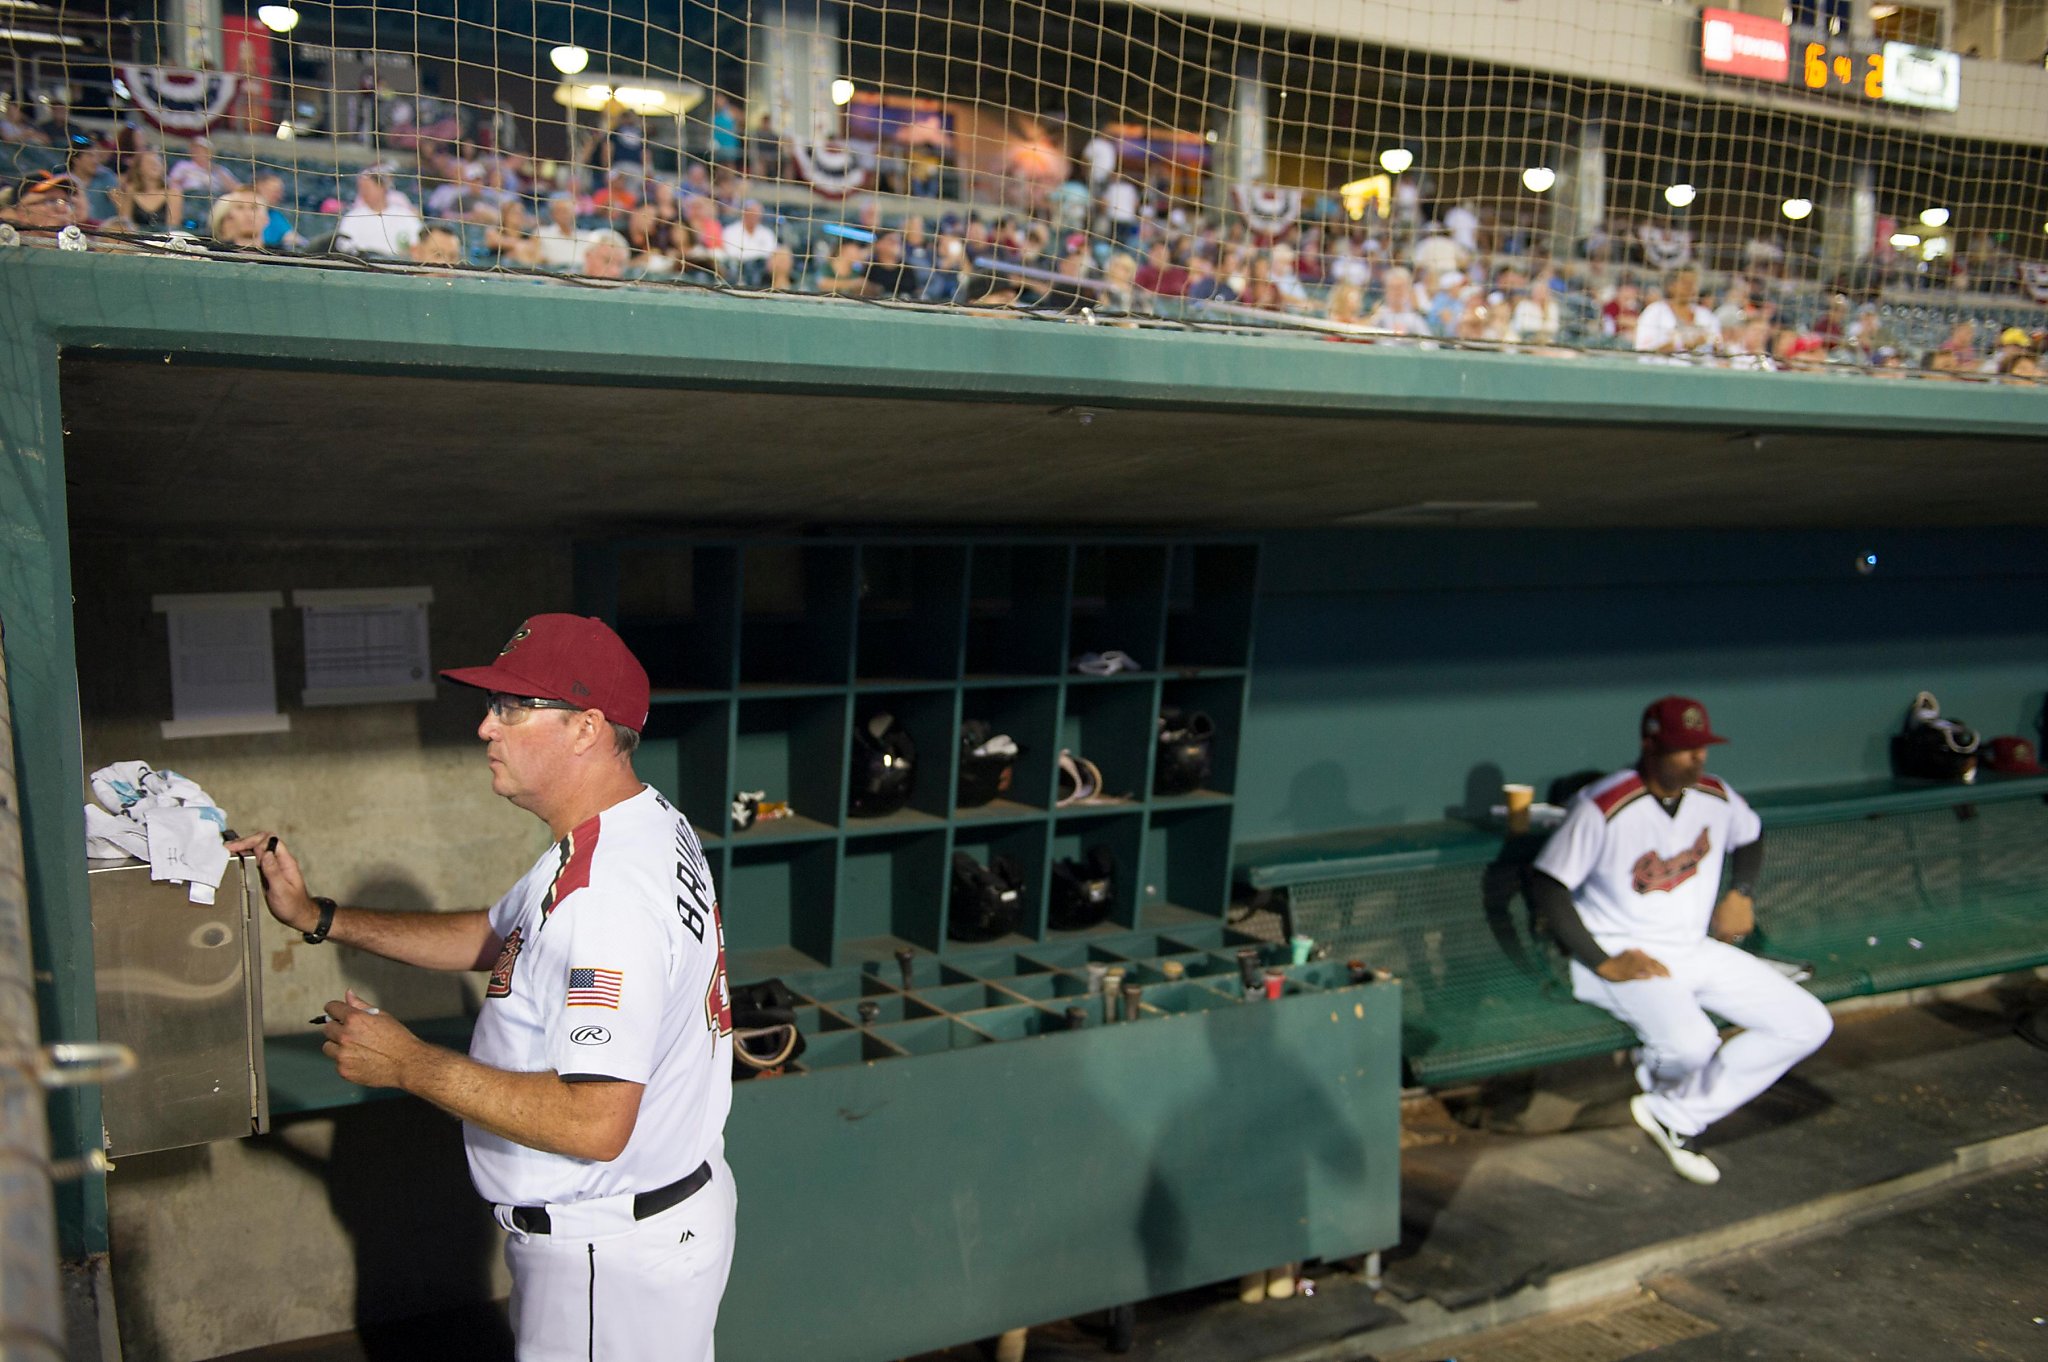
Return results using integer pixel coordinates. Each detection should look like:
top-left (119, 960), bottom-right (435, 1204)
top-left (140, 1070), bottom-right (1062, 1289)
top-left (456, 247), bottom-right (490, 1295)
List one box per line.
top-left (566, 967), bottom-right (624, 1009)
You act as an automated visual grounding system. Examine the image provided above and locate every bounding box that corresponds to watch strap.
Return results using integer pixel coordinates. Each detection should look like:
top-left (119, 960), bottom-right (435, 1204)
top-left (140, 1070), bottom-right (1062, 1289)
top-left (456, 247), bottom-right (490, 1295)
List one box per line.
top-left (303, 896), bottom-right (337, 945)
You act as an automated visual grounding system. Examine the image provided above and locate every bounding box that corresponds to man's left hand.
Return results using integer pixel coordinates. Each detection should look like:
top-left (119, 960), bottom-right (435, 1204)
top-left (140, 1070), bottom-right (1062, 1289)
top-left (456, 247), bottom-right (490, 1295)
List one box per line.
top-left (1710, 891), bottom-right (1756, 944)
top-left (320, 989), bottom-right (422, 1089)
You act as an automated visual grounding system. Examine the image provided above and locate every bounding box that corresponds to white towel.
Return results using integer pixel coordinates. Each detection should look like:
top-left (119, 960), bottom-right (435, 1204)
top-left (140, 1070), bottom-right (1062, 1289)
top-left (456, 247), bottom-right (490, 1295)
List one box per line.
top-left (84, 805), bottom-right (150, 860)
top-left (84, 761), bottom-right (230, 903)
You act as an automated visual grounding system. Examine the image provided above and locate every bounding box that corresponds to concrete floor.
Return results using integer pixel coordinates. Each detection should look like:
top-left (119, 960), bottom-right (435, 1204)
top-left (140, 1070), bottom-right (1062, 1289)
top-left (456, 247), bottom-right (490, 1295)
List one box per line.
top-left (208, 980), bottom-right (2048, 1362)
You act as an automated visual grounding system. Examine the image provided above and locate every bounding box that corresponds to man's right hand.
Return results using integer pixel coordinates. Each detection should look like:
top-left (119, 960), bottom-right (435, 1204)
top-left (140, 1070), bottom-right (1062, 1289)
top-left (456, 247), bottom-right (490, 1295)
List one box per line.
top-left (223, 831), bottom-right (320, 935)
top-left (1595, 949), bottom-right (1670, 982)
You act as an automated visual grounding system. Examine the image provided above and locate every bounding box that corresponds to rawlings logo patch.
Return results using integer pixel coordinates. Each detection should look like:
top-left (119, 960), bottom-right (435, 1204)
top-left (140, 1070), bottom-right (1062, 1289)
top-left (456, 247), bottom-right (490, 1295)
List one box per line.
top-left (1633, 830), bottom-right (1712, 895)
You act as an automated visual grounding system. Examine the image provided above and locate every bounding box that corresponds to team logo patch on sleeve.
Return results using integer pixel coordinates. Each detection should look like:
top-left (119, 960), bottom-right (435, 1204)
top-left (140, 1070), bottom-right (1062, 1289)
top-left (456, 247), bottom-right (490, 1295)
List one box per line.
top-left (485, 926), bottom-right (524, 999)
top-left (566, 967), bottom-right (624, 1009)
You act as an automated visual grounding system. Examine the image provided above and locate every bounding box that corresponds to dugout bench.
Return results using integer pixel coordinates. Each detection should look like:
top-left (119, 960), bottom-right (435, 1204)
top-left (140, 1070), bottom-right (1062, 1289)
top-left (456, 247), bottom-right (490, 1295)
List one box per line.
top-left (1236, 773), bottom-right (2048, 1088)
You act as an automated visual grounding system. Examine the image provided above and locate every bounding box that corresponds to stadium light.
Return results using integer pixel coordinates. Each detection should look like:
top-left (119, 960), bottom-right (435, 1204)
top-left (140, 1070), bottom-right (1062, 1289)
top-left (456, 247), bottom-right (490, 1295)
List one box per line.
top-left (1378, 147), bottom-right (1413, 175)
top-left (1919, 207), bottom-right (1950, 228)
top-left (1889, 232), bottom-right (1922, 249)
top-left (549, 44), bottom-right (590, 76)
top-left (1781, 197), bottom-right (1814, 221)
top-left (1520, 165), bottom-right (1555, 193)
top-left (1923, 236), bottom-right (1949, 258)
top-left (256, 5), bottom-right (301, 32)
top-left (830, 78), bottom-right (856, 106)
top-left (1664, 182), bottom-right (1697, 208)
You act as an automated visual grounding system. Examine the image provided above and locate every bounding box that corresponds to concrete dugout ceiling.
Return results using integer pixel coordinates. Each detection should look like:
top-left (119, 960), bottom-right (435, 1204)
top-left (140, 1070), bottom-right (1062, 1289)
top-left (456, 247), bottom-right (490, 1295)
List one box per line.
top-left (57, 356), bottom-right (2048, 531)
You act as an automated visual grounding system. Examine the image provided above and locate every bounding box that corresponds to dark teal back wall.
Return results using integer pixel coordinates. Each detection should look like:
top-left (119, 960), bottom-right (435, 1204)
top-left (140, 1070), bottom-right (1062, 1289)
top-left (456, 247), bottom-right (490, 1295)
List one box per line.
top-left (1235, 529), bottom-right (2048, 841)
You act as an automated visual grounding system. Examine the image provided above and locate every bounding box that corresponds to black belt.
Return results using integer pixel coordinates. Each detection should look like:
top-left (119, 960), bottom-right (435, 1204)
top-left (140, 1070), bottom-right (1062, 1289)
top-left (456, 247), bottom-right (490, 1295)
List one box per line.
top-left (510, 1160), bottom-right (712, 1235)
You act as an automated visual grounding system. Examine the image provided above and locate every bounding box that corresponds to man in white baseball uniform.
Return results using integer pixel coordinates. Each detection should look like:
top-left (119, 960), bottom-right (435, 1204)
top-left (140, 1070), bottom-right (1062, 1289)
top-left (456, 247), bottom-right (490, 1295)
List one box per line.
top-left (229, 614), bottom-right (736, 1359)
top-left (1530, 696), bottom-right (1832, 1185)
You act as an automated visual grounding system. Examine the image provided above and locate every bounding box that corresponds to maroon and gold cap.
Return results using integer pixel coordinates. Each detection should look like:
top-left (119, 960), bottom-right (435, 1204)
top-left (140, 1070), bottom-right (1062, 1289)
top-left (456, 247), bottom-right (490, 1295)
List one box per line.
top-left (441, 614), bottom-right (651, 733)
top-left (1641, 695), bottom-right (1728, 751)
top-left (1985, 736), bottom-right (2043, 775)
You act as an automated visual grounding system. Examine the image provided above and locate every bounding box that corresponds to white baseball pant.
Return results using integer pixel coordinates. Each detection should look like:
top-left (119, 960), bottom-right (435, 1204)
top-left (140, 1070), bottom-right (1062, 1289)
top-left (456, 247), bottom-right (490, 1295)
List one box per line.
top-left (497, 1157), bottom-right (737, 1362)
top-left (1571, 938), bottom-right (1833, 1137)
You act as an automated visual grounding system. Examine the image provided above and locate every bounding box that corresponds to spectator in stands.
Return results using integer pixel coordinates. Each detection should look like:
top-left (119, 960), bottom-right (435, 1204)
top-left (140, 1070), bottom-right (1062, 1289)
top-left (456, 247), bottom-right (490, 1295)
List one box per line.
top-left (1098, 251), bottom-right (1146, 314)
top-left (250, 173), bottom-right (306, 251)
top-left (861, 231), bottom-right (918, 300)
top-left (484, 200), bottom-right (544, 268)
top-left (683, 195), bottom-right (723, 257)
top-left (2, 171), bottom-right (77, 235)
top-left (581, 236), bottom-right (630, 280)
top-left (1269, 243), bottom-right (1313, 311)
top-left (206, 190), bottom-right (270, 249)
top-left (720, 199), bottom-right (781, 286)
top-left (334, 166), bottom-right (423, 258)
top-left (1444, 199), bottom-right (1481, 256)
top-left (1984, 326), bottom-right (2035, 375)
top-left (1509, 279), bottom-right (1562, 344)
top-left (534, 193), bottom-right (595, 269)
top-left (1103, 174), bottom-right (1141, 246)
top-left (1634, 268), bottom-right (1720, 356)
top-left (1600, 279), bottom-right (1642, 344)
top-left (1411, 219), bottom-right (1465, 284)
top-left (1325, 283), bottom-right (1366, 326)
top-left (69, 145), bottom-right (118, 224)
top-left (0, 101), bottom-right (48, 145)
top-left (1134, 239), bottom-right (1188, 297)
top-left (1809, 293), bottom-right (1850, 347)
top-left (410, 223), bottom-right (465, 267)
top-left (1033, 247), bottom-right (1096, 313)
top-left (1938, 321), bottom-right (1979, 369)
top-left (1426, 272), bottom-right (1469, 337)
top-left (168, 137), bottom-right (240, 197)
top-left (591, 162), bottom-right (641, 218)
top-left (1367, 266), bottom-right (1432, 335)
top-left (1237, 255), bottom-right (1282, 312)
top-left (1724, 316), bottom-right (1777, 370)
top-left (1183, 251), bottom-right (1234, 304)
top-left (815, 237), bottom-right (870, 295)
top-left (110, 150), bottom-right (180, 234)
top-left (710, 94), bottom-right (743, 168)
top-left (1712, 277), bottom-right (1751, 335)
top-left (623, 202), bottom-right (683, 274)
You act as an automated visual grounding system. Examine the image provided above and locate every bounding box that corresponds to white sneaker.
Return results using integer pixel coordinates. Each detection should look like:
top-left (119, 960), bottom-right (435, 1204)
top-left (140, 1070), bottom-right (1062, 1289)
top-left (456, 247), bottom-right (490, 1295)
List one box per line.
top-left (1630, 1095), bottom-right (1720, 1185)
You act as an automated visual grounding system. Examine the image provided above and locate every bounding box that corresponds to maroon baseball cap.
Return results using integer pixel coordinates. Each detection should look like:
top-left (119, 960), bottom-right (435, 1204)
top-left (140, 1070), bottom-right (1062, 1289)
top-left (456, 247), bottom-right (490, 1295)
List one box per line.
top-left (1641, 695), bottom-right (1728, 751)
top-left (441, 614), bottom-right (651, 733)
top-left (1985, 736), bottom-right (2044, 775)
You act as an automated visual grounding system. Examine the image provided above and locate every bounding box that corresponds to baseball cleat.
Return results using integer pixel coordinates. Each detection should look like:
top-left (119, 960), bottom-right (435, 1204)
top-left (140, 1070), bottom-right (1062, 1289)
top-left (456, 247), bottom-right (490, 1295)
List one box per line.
top-left (1631, 1095), bottom-right (1720, 1185)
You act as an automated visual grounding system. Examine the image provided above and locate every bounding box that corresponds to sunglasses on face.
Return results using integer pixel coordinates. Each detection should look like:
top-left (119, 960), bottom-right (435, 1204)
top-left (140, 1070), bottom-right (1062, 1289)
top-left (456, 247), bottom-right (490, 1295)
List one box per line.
top-left (485, 692), bottom-right (586, 724)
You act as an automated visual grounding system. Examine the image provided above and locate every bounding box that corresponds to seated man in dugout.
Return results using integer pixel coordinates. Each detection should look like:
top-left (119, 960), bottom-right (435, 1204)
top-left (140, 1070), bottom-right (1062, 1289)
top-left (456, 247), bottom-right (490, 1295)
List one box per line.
top-left (1530, 696), bottom-right (1833, 1185)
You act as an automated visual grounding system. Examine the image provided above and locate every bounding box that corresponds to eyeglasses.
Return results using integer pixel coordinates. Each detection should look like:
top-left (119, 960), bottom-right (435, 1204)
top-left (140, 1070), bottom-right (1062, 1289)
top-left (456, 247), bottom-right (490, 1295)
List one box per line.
top-left (485, 692), bottom-right (586, 724)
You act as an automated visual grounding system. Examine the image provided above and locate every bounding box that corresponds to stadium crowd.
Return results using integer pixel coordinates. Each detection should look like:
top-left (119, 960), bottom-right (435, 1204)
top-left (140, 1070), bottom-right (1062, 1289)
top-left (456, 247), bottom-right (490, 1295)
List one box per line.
top-left (4, 112), bottom-right (2044, 379)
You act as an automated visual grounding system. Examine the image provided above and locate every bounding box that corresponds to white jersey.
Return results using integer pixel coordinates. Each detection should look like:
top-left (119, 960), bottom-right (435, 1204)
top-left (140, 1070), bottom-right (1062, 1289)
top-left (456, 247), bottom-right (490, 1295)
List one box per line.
top-left (1534, 768), bottom-right (1762, 954)
top-left (467, 785), bottom-right (733, 1208)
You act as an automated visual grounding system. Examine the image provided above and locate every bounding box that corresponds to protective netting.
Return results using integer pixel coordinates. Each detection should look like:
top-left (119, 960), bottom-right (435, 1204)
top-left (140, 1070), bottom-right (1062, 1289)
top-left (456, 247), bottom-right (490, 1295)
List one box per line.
top-left (6, 0), bottom-right (2047, 375)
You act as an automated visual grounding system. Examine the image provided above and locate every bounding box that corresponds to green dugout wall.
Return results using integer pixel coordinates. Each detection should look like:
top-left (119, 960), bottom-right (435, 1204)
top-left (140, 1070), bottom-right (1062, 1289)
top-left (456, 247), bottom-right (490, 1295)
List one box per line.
top-left (4, 250), bottom-right (2047, 1358)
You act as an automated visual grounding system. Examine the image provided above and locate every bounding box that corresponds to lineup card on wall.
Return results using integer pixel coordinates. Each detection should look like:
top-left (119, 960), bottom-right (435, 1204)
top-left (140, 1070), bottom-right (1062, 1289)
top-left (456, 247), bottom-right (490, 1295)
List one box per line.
top-left (152, 592), bottom-right (291, 739)
top-left (292, 587), bottom-right (436, 706)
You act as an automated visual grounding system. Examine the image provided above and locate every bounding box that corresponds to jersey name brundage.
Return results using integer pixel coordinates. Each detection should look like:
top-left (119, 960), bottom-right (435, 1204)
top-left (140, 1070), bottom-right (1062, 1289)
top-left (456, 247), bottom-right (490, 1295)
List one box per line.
top-left (675, 823), bottom-right (712, 942)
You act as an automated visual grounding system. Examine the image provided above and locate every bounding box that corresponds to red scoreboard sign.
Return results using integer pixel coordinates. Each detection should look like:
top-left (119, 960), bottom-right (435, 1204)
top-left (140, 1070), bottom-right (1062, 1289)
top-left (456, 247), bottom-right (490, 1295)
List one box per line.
top-left (1700, 7), bottom-right (1792, 83)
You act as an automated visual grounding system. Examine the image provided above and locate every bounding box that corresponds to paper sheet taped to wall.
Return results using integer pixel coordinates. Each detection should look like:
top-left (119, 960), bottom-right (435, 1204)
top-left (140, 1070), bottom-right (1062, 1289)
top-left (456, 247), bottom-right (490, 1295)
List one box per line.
top-left (153, 592), bottom-right (290, 740)
top-left (294, 587), bottom-right (435, 706)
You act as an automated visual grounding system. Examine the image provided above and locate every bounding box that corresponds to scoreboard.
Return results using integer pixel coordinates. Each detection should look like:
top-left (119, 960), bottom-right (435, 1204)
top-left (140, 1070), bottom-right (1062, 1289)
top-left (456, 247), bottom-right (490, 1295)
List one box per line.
top-left (1698, 8), bottom-right (1960, 112)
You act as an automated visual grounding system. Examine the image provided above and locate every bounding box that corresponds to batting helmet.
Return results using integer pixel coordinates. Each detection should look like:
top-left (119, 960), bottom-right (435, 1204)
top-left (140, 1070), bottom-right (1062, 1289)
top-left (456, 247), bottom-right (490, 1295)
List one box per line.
top-left (1154, 708), bottom-right (1215, 796)
top-left (850, 711), bottom-right (918, 816)
top-left (1049, 845), bottom-right (1117, 930)
top-left (949, 851), bottom-right (1026, 942)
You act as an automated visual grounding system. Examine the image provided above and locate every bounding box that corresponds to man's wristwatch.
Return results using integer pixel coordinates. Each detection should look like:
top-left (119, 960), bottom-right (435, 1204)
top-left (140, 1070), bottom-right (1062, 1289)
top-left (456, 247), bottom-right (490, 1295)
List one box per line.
top-left (1729, 881), bottom-right (1755, 899)
top-left (303, 896), bottom-right (338, 945)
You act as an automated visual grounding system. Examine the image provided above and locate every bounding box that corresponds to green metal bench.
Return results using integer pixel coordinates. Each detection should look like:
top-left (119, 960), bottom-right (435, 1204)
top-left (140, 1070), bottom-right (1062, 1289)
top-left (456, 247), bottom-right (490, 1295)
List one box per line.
top-left (1236, 774), bottom-right (2048, 1087)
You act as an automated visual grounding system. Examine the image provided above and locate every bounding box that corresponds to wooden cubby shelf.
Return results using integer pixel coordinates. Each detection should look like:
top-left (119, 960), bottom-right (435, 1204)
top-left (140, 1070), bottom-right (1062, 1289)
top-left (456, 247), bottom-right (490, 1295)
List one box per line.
top-left (573, 537), bottom-right (1259, 973)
